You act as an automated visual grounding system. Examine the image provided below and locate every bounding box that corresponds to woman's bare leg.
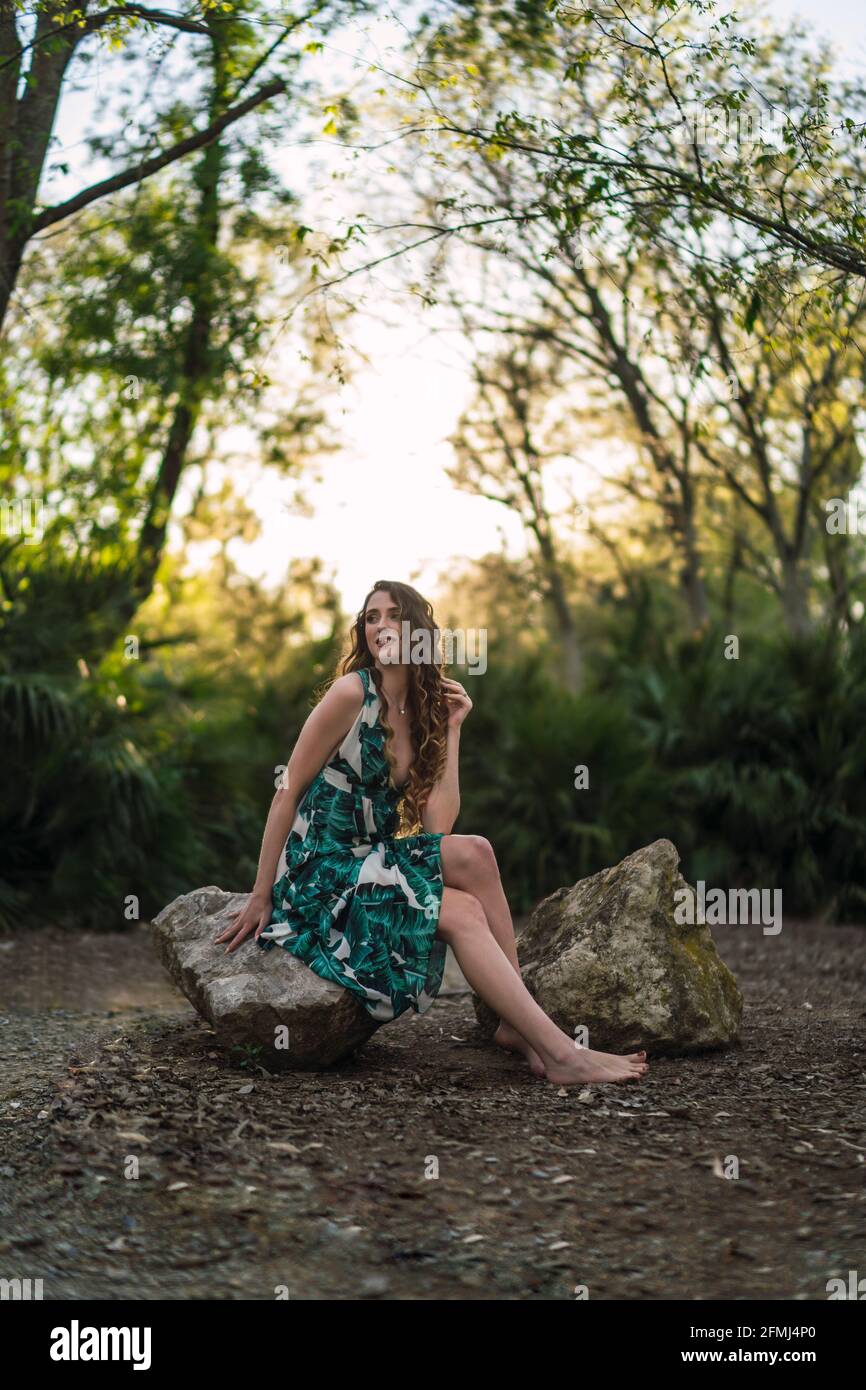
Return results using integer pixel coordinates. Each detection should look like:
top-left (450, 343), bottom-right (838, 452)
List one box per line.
top-left (440, 835), bottom-right (523, 973)
top-left (439, 835), bottom-right (647, 1078)
top-left (440, 833), bottom-right (547, 1074)
top-left (435, 887), bottom-right (649, 1086)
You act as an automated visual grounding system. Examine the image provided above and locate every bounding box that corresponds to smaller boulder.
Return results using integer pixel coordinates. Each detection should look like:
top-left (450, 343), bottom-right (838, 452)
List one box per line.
top-left (150, 886), bottom-right (379, 1070)
top-left (474, 840), bottom-right (743, 1055)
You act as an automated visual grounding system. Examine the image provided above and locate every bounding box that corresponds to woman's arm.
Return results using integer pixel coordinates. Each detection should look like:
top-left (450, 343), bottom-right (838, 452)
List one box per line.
top-left (216, 673), bottom-right (364, 951)
top-left (250, 674), bottom-right (363, 893)
top-left (421, 676), bottom-right (473, 834)
top-left (421, 724), bottom-right (461, 833)
top-left (249, 785), bottom-right (299, 899)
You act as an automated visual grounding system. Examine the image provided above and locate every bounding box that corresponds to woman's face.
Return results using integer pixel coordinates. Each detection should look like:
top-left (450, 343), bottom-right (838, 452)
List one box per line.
top-left (364, 590), bottom-right (403, 666)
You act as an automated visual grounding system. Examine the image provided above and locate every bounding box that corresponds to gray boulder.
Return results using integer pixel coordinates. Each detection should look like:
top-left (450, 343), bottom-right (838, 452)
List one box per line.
top-left (474, 839), bottom-right (743, 1054)
top-left (150, 886), bottom-right (379, 1070)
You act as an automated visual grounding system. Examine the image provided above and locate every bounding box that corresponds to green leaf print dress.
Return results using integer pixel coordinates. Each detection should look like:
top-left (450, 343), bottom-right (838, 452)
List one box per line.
top-left (256, 666), bottom-right (447, 1023)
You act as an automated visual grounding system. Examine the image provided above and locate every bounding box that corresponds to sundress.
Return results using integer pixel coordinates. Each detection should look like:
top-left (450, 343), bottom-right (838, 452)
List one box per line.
top-left (256, 665), bottom-right (447, 1022)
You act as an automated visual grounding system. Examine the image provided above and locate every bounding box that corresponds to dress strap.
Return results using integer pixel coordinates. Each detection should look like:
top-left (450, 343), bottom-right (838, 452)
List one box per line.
top-left (357, 666), bottom-right (370, 694)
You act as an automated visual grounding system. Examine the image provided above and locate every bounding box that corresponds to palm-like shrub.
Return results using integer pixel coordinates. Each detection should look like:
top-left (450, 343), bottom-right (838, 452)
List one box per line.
top-left (611, 627), bottom-right (866, 920)
top-left (455, 651), bottom-right (664, 912)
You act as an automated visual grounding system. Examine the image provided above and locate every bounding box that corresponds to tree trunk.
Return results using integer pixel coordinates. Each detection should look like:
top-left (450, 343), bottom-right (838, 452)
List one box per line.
top-left (779, 555), bottom-right (812, 639)
top-left (103, 20), bottom-right (228, 643)
top-left (0, 1), bottom-right (82, 333)
top-left (548, 583), bottom-right (582, 691)
top-left (678, 508), bottom-right (710, 630)
top-left (533, 514), bottom-right (582, 691)
top-left (822, 527), bottom-right (853, 630)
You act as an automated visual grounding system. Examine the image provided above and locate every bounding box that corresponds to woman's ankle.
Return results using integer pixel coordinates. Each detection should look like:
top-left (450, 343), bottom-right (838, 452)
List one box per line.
top-left (541, 1035), bottom-right (580, 1067)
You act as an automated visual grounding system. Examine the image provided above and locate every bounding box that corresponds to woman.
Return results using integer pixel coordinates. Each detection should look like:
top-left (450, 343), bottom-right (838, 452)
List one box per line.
top-left (215, 580), bottom-right (649, 1086)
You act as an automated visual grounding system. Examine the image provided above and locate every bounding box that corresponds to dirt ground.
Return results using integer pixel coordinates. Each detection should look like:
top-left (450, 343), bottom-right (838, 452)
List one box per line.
top-left (0, 916), bottom-right (864, 1301)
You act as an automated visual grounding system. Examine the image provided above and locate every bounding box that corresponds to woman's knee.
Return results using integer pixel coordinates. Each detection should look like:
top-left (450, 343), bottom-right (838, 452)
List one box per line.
top-left (436, 887), bottom-right (488, 943)
top-left (442, 833), bottom-right (499, 883)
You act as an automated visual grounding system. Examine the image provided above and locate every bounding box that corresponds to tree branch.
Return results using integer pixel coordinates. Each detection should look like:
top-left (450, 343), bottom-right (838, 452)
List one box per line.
top-left (30, 77), bottom-right (287, 233)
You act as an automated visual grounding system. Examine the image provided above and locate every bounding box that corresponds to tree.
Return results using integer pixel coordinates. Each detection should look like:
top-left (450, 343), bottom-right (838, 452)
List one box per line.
top-left (386, 1), bottom-right (866, 637)
top-left (449, 340), bottom-right (585, 688)
top-left (0, 0), bottom-right (335, 332)
top-left (408, 0), bottom-right (866, 291)
top-left (2, 2), bottom-right (349, 659)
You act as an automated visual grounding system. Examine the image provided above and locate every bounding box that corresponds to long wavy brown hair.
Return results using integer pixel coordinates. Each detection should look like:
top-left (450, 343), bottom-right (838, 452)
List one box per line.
top-left (335, 580), bottom-right (450, 834)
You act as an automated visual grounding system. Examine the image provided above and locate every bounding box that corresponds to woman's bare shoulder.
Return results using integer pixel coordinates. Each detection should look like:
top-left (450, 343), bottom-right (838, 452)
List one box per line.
top-left (315, 671), bottom-right (365, 714)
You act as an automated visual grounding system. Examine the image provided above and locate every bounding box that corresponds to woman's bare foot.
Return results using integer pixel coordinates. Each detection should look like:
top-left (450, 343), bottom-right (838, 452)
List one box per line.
top-left (494, 1021), bottom-right (547, 1078)
top-left (543, 1045), bottom-right (650, 1086)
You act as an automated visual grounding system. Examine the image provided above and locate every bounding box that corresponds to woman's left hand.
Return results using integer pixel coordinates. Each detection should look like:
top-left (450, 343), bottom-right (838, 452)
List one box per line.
top-left (442, 676), bottom-right (473, 729)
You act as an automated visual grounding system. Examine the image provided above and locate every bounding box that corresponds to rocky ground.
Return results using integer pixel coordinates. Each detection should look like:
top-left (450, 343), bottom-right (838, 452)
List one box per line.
top-left (0, 917), bottom-right (864, 1301)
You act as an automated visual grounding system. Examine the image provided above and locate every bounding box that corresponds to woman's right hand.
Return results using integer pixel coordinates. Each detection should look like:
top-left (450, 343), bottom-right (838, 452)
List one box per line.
top-left (214, 889), bottom-right (273, 954)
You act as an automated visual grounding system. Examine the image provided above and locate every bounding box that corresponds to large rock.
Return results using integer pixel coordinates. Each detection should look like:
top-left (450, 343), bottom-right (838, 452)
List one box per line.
top-left (474, 840), bottom-right (743, 1055)
top-left (150, 886), bottom-right (379, 1070)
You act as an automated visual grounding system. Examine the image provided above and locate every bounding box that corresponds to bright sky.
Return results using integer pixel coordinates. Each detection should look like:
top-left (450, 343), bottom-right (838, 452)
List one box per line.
top-left (205, 8), bottom-right (527, 611)
top-left (768, 0), bottom-right (865, 63)
top-left (44, 1), bottom-right (864, 614)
